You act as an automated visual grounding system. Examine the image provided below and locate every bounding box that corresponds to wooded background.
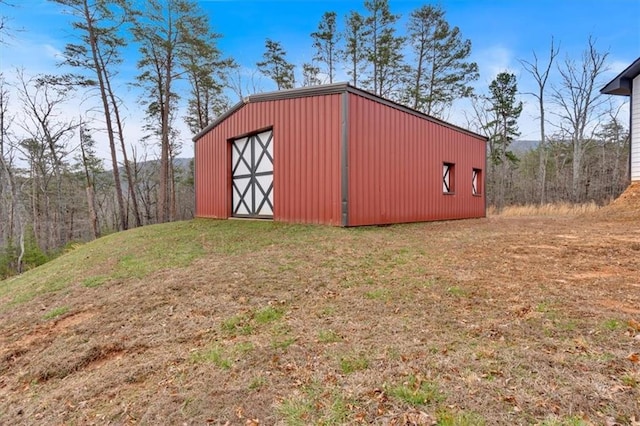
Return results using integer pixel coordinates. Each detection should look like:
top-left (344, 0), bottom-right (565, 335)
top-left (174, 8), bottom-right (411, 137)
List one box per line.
top-left (0, 0), bottom-right (630, 277)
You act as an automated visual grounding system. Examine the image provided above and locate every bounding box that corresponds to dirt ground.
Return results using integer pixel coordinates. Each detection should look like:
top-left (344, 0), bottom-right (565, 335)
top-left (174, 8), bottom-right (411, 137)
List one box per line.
top-left (0, 188), bottom-right (639, 425)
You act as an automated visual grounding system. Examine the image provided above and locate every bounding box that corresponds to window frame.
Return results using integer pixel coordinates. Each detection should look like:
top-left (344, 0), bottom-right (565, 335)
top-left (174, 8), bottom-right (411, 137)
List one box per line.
top-left (472, 168), bottom-right (482, 196)
top-left (443, 162), bottom-right (455, 194)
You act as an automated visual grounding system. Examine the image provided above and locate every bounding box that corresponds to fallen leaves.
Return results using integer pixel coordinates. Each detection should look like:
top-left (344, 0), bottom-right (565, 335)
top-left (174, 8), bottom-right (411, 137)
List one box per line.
top-left (388, 409), bottom-right (433, 425)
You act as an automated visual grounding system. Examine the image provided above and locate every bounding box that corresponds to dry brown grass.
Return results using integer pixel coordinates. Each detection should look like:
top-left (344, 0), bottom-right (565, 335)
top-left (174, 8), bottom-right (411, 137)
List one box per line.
top-left (488, 201), bottom-right (601, 217)
top-left (1, 213), bottom-right (639, 425)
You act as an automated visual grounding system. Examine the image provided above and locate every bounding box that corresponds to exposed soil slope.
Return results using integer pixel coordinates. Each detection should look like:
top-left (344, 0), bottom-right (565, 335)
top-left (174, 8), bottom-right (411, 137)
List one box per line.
top-left (0, 215), bottom-right (639, 425)
top-left (592, 181), bottom-right (640, 221)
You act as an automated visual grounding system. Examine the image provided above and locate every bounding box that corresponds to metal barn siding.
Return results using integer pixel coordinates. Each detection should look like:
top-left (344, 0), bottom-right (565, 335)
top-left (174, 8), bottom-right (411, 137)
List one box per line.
top-left (194, 94), bottom-right (343, 225)
top-left (632, 74), bottom-right (640, 181)
top-left (346, 92), bottom-right (486, 226)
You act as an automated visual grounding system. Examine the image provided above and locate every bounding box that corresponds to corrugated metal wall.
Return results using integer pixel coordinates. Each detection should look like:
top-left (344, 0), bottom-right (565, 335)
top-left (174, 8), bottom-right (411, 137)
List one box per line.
top-left (632, 74), bottom-right (640, 181)
top-left (347, 92), bottom-right (486, 226)
top-left (195, 94), bottom-right (343, 225)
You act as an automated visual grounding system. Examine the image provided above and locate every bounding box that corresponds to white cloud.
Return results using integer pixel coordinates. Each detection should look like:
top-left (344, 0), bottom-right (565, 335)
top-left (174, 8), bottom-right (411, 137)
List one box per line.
top-left (474, 45), bottom-right (517, 84)
top-left (43, 43), bottom-right (64, 61)
top-left (605, 58), bottom-right (632, 76)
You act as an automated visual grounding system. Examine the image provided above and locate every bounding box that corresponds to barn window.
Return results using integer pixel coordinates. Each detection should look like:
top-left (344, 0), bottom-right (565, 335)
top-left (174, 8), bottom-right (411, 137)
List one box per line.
top-left (472, 168), bottom-right (482, 195)
top-left (443, 163), bottom-right (455, 194)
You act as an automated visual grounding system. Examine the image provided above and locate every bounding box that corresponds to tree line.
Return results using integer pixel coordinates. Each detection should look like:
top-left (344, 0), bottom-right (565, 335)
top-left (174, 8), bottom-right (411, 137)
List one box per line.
top-left (0, 0), bottom-right (630, 277)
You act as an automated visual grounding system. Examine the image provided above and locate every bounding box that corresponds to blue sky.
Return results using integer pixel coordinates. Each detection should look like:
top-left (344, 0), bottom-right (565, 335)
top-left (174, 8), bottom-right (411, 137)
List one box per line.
top-left (1, 0), bottom-right (639, 160)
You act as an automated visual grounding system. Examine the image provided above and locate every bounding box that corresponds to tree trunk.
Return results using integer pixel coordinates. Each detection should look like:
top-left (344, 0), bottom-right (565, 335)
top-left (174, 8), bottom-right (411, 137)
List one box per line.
top-left (538, 98), bottom-right (547, 205)
top-left (80, 132), bottom-right (100, 239)
top-left (101, 52), bottom-right (142, 228)
top-left (158, 43), bottom-right (173, 223)
top-left (82, 0), bottom-right (127, 231)
top-left (86, 186), bottom-right (99, 239)
top-left (572, 138), bottom-right (582, 202)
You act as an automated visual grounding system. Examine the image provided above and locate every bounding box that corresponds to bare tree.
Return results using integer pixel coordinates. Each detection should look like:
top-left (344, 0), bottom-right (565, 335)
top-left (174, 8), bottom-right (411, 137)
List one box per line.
top-left (15, 70), bottom-right (79, 250)
top-left (551, 37), bottom-right (608, 202)
top-left (227, 67), bottom-right (263, 101)
top-left (0, 0), bottom-right (14, 42)
top-left (520, 37), bottom-right (559, 204)
top-left (78, 123), bottom-right (101, 239)
top-left (0, 73), bottom-right (24, 272)
top-left (53, 0), bottom-right (140, 230)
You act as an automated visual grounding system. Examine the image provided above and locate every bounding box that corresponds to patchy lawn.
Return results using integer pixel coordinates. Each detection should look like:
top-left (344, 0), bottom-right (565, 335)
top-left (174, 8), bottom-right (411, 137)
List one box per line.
top-left (0, 206), bottom-right (639, 425)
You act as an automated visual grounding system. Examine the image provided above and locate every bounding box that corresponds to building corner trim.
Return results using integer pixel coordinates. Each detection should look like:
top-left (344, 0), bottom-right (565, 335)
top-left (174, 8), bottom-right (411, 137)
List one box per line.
top-left (341, 91), bottom-right (349, 227)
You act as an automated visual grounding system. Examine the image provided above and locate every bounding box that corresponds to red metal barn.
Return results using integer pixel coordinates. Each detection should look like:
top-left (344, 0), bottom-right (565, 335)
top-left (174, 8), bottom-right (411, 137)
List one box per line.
top-left (193, 83), bottom-right (487, 226)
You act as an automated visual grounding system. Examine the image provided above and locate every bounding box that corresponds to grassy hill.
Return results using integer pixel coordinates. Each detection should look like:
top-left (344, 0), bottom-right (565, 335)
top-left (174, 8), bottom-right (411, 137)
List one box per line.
top-left (1, 214), bottom-right (639, 425)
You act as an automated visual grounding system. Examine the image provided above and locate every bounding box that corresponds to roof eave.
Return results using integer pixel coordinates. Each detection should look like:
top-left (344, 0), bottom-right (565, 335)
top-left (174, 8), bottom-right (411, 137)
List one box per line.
top-left (192, 99), bottom-right (247, 142)
top-left (193, 81), bottom-right (488, 142)
top-left (344, 85), bottom-right (488, 141)
top-left (600, 57), bottom-right (640, 96)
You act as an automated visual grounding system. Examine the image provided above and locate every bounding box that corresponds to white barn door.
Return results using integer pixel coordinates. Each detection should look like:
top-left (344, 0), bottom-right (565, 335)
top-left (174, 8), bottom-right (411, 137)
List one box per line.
top-left (231, 130), bottom-right (274, 218)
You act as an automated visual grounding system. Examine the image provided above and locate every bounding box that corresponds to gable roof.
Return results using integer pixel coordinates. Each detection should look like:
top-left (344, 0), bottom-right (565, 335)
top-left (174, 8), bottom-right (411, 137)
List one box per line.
top-left (601, 57), bottom-right (640, 96)
top-left (192, 82), bottom-right (487, 142)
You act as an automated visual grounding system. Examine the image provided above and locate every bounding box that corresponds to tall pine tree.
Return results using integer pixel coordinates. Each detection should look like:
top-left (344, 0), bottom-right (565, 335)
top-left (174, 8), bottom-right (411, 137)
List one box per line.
top-left (485, 72), bottom-right (522, 208)
top-left (311, 11), bottom-right (340, 84)
top-left (362, 0), bottom-right (406, 98)
top-left (257, 39), bottom-right (295, 90)
top-left (342, 11), bottom-right (368, 87)
top-left (130, 0), bottom-right (221, 222)
top-left (405, 4), bottom-right (478, 117)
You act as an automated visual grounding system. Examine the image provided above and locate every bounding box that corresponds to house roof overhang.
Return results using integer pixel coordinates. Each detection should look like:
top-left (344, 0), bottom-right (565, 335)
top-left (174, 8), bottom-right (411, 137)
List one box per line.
top-left (601, 57), bottom-right (640, 96)
top-left (192, 82), bottom-right (488, 142)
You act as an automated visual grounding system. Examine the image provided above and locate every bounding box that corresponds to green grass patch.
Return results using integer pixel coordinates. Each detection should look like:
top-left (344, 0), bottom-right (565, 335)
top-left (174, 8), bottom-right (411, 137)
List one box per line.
top-left (278, 397), bottom-right (314, 426)
top-left (191, 344), bottom-right (232, 369)
top-left (43, 306), bottom-right (69, 320)
top-left (249, 376), bottom-right (267, 391)
top-left (621, 374), bottom-right (638, 388)
top-left (339, 353), bottom-right (369, 374)
top-left (272, 336), bottom-right (296, 350)
top-left (221, 313), bottom-right (254, 336)
top-left (445, 286), bottom-right (466, 297)
top-left (365, 288), bottom-right (391, 300)
top-left (539, 416), bottom-right (590, 426)
top-left (277, 382), bottom-right (350, 425)
top-left (270, 322), bottom-right (295, 349)
top-left (1, 220), bottom-right (333, 309)
top-left (82, 275), bottom-right (109, 288)
top-left (191, 340), bottom-right (255, 369)
top-left (254, 306), bottom-right (284, 324)
top-left (222, 306), bottom-right (287, 337)
top-left (602, 318), bottom-right (622, 331)
top-left (559, 319), bottom-right (577, 331)
top-left (318, 329), bottom-right (342, 343)
top-left (436, 408), bottom-right (486, 426)
top-left (387, 375), bottom-right (444, 407)
top-left (319, 306), bottom-right (336, 317)
top-left (234, 341), bottom-right (255, 354)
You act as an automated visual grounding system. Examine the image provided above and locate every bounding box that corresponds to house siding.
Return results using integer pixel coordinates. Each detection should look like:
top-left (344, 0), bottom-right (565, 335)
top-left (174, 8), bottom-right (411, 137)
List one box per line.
top-left (632, 74), bottom-right (640, 181)
top-left (346, 92), bottom-right (486, 226)
top-left (194, 94), bottom-right (343, 225)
